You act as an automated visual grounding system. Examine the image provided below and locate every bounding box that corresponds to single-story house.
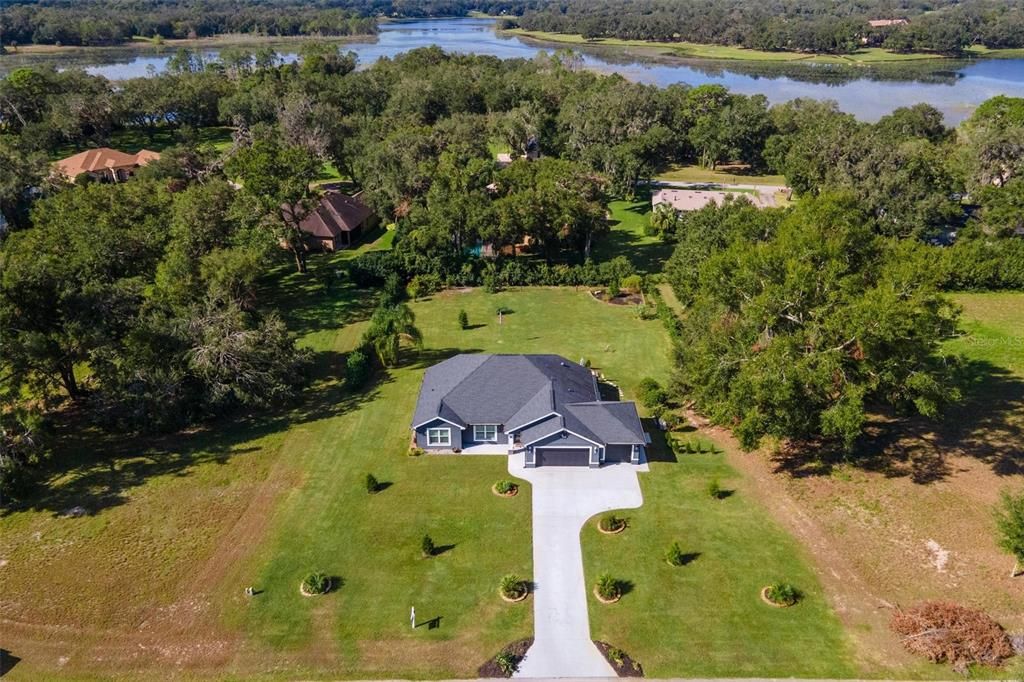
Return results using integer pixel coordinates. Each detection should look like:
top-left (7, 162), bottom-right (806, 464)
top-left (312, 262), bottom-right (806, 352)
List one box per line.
top-left (651, 188), bottom-right (776, 211)
top-left (868, 18), bottom-right (908, 28)
top-left (411, 354), bottom-right (648, 467)
top-left (54, 147), bottom-right (161, 183)
top-left (289, 191), bottom-right (377, 251)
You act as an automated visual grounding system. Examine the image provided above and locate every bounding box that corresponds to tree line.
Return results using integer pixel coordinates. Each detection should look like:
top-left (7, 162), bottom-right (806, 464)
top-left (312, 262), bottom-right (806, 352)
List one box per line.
top-left (511, 0), bottom-right (1024, 54)
top-left (1, 46), bottom-right (1022, 499)
top-left (0, 0), bottom-right (552, 48)
top-left (0, 0), bottom-right (378, 47)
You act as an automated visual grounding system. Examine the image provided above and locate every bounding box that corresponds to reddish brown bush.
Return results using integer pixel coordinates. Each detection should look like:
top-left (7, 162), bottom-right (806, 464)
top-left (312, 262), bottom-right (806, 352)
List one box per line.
top-left (890, 601), bottom-right (1014, 669)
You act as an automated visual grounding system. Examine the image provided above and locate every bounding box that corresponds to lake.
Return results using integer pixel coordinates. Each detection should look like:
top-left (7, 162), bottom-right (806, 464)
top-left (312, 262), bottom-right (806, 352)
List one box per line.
top-left (3, 17), bottom-right (1023, 124)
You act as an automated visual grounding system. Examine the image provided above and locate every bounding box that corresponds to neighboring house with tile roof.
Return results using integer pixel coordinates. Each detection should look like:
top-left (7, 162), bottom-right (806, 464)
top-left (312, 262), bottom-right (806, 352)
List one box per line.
top-left (54, 147), bottom-right (161, 183)
top-left (411, 354), bottom-right (648, 467)
top-left (287, 191), bottom-right (377, 251)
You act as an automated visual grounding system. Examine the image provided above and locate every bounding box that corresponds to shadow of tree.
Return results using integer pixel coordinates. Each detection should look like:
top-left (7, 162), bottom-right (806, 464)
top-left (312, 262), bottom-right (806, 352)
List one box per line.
top-left (773, 359), bottom-right (1024, 483)
top-left (7, 350), bottom-right (388, 519)
top-left (0, 648), bottom-right (21, 676)
top-left (644, 421), bottom-right (678, 463)
top-left (598, 381), bottom-right (621, 401)
top-left (593, 225), bottom-right (673, 275)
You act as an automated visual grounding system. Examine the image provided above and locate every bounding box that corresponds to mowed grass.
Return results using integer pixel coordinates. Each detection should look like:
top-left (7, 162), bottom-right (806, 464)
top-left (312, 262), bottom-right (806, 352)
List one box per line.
top-left (582, 447), bottom-right (856, 678)
top-left (50, 126), bottom-right (235, 160)
top-left (946, 292), bottom-right (1024, 375)
top-left (224, 284), bottom-right (677, 676)
top-left (656, 163), bottom-right (788, 186)
top-left (591, 194), bottom-right (673, 273)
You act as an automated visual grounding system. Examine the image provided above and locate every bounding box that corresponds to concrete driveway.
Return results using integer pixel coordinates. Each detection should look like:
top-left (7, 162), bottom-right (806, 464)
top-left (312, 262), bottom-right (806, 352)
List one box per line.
top-left (508, 453), bottom-right (647, 678)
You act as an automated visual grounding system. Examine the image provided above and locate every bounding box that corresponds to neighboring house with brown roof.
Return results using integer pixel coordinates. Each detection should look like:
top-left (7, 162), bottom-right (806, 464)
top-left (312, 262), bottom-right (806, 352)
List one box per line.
top-left (54, 147), bottom-right (161, 183)
top-left (289, 191), bottom-right (377, 251)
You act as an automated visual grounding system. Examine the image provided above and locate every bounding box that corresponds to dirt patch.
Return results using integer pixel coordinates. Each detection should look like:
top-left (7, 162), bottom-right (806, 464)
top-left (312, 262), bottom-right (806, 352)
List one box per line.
top-left (681, 407), bottom-right (1024, 674)
top-left (477, 637), bottom-right (533, 678)
top-left (594, 641), bottom-right (644, 677)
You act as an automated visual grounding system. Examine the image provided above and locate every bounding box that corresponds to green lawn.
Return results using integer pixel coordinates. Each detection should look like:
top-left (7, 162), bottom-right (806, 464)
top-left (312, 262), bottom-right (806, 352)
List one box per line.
top-left (224, 283), bottom-right (678, 676)
top-left (1, 231), bottom-right (860, 679)
top-left (656, 163), bottom-right (788, 186)
top-left (50, 126), bottom-right (235, 159)
top-left (582, 448), bottom-right (856, 677)
top-left (946, 292), bottom-right (1024, 375)
top-left (592, 194), bottom-right (673, 273)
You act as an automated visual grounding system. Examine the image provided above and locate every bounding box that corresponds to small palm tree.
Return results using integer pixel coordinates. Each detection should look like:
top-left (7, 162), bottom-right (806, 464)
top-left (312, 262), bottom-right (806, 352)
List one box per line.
top-left (365, 303), bottom-right (423, 367)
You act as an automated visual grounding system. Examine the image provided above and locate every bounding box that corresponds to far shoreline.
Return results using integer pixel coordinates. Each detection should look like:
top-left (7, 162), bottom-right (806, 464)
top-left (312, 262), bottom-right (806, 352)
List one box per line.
top-left (3, 32), bottom-right (377, 56)
top-left (501, 26), bottom-right (1024, 65)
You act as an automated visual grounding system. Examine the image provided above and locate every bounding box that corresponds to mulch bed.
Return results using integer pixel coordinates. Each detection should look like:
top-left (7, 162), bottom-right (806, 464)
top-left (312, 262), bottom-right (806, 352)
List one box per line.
top-left (477, 637), bottom-right (533, 678)
top-left (595, 641), bottom-right (644, 677)
top-left (492, 483), bottom-right (519, 497)
top-left (591, 290), bottom-right (644, 306)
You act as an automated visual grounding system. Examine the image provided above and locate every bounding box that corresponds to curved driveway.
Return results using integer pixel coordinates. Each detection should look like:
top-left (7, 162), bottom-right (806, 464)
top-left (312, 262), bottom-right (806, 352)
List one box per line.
top-left (508, 453), bottom-right (647, 678)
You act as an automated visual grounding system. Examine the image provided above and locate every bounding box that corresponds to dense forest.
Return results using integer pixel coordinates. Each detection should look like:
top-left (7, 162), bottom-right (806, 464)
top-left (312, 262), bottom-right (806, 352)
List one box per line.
top-left (512, 0), bottom-right (1024, 54)
top-left (4, 0), bottom-right (1024, 52)
top-left (0, 0), bottom-right (546, 47)
top-left (1, 45), bottom-right (1022, 497)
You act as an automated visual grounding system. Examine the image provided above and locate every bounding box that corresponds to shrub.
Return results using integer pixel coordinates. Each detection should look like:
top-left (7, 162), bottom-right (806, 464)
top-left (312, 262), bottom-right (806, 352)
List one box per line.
top-left (595, 573), bottom-right (621, 600)
top-left (707, 478), bottom-right (723, 499)
top-left (661, 411), bottom-right (682, 430)
top-left (365, 473), bottom-right (379, 494)
top-left (665, 541), bottom-right (687, 566)
top-left (458, 309), bottom-right (469, 330)
top-left (345, 349), bottom-right (370, 389)
top-left (302, 572), bottom-right (330, 595)
top-left (408, 447), bottom-right (424, 457)
top-left (765, 582), bottom-right (801, 606)
top-left (607, 279), bottom-right (621, 298)
top-left (608, 647), bottom-right (626, 665)
top-left (499, 573), bottom-right (527, 599)
top-left (635, 303), bottom-right (657, 320)
top-left (636, 377), bottom-right (667, 409)
top-left (495, 651), bottom-right (517, 675)
top-left (495, 479), bottom-right (517, 494)
top-left (890, 601), bottom-right (1014, 669)
top-left (421, 534), bottom-right (435, 557)
top-left (621, 274), bottom-right (643, 294)
top-left (599, 513), bottom-right (624, 532)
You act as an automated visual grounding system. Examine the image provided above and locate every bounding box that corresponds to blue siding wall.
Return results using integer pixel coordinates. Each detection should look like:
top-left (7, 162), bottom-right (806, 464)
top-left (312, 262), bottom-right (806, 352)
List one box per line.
top-left (463, 424), bottom-right (506, 446)
top-left (528, 430), bottom-right (595, 449)
top-left (414, 418), bottom-right (463, 450)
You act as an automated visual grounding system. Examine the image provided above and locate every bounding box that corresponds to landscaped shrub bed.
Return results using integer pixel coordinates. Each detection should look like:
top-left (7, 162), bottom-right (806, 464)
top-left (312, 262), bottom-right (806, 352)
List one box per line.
top-left (594, 573), bottom-right (623, 603)
top-left (477, 638), bottom-right (533, 678)
top-left (595, 641), bottom-right (644, 677)
top-left (499, 573), bottom-right (529, 601)
top-left (598, 513), bottom-right (626, 533)
top-left (493, 479), bottom-right (519, 496)
top-left (300, 572), bottom-right (331, 596)
top-left (761, 582), bottom-right (801, 607)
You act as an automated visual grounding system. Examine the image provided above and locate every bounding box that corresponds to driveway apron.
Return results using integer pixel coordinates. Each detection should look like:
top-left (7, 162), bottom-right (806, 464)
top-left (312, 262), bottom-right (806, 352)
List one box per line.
top-left (508, 453), bottom-right (646, 678)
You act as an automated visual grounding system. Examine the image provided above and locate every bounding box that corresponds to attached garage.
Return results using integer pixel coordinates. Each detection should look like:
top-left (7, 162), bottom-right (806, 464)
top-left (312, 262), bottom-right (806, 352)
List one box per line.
top-left (534, 446), bottom-right (591, 467)
top-left (603, 444), bottom-right (633, 464)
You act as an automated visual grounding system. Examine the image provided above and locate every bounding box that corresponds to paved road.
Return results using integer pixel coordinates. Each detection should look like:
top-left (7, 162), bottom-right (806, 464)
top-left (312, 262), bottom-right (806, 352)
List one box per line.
top-left (508, 453), bottom-right (647, 678)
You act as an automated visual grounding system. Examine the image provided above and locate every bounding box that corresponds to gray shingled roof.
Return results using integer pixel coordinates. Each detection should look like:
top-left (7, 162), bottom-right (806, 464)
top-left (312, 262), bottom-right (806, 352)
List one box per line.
top-left (412, 354), bottom-right (645, 446)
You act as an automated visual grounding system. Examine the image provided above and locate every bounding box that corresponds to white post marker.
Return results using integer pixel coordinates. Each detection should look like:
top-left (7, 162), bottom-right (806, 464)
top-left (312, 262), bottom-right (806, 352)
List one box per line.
top-left (410, 606), bottom-right (416, 630)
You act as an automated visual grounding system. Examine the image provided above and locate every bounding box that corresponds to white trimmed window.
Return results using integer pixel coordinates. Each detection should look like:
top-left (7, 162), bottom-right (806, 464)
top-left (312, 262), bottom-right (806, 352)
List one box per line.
top-left (473, 424), bottom-right (498, 442)
top-left (427, 427), bottom-right (451, 446)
